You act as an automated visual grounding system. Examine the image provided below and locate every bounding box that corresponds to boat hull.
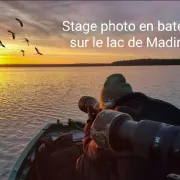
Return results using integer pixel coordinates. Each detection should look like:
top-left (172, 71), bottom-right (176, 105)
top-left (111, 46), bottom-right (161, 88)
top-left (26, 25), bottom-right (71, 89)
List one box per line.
top-left (8, 119), bottom-right (85, 180)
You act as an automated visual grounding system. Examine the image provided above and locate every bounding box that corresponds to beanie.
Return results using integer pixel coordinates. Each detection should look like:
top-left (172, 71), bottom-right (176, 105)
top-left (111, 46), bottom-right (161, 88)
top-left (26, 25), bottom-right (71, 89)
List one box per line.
top-left (100, 74), bottom-right (133, 109)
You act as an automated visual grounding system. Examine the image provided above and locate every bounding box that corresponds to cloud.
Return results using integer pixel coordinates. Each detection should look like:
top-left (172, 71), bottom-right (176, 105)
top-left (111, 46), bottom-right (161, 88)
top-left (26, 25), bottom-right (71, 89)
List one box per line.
top-left (1, 1), bottom-right (180, 59)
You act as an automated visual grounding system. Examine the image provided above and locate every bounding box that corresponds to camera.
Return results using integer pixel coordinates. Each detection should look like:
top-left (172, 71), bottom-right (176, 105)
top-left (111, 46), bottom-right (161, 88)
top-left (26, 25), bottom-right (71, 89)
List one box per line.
top-left (90, 109), bottom-right (180, 177)
top-left (78, 96), bottom-right (100, 115)
top-left (79, 96), bottom-right (180, 162)
top-left (79, 96), bottom-right (180, 179)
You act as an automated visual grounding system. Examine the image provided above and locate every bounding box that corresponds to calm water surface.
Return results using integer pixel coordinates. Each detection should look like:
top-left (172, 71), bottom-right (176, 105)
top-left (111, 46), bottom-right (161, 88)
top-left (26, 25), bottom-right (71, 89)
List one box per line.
top-left (0, 66), bottom-right (180, 179)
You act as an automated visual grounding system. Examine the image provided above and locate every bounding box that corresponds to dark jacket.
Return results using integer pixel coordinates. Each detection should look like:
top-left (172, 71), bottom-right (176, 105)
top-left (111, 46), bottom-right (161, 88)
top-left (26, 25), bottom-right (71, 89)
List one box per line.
top-left (114, 92), bottom-right (180, 126)
top-left (77, 92), bottom-right (180, 180)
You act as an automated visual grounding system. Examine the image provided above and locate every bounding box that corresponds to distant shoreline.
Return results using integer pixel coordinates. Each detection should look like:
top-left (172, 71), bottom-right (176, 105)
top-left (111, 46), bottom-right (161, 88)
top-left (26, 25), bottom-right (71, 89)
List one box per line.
top-left (1, 59), bottom-right (180, 67)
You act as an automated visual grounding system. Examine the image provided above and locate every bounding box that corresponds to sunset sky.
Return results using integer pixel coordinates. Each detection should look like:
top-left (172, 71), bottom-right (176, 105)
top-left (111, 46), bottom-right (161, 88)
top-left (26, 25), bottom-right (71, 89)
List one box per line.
top-left (1, 1), bottom-right (180, 64)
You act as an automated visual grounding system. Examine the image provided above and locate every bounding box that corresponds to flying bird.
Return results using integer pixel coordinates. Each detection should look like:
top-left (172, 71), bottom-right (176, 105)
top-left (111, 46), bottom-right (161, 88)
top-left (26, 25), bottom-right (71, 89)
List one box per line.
top-left (20, 50), bottom-right (25, 56)
top-left (23, 38), bottom-right (29, 46)
top-left (15, 18), bottom-right (23, 27)
top-left (0, 40), bottom-right (5, 48)
top-left (35, 47), bottom-right (43, 55)
top-left (8, 30), bottom-right (15, 39)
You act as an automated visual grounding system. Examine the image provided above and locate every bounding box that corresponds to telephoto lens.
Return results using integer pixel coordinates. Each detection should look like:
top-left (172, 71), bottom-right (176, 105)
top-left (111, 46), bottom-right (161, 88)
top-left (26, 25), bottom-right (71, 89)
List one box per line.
top-left (90, 109), bottom-right (133, 151)
top-left (91, 109), bottom-right (180, 166)
top-left (115, 119), bottom-right (180, 163)
top-left (78, 96), bottom-right (100, 114)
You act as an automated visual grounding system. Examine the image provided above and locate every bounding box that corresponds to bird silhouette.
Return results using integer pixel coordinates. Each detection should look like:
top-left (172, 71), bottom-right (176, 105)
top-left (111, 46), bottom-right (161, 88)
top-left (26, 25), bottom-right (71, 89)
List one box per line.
top-left (15, 18), bottom-right (23, 27)
top-left (8, 30), bottom-right (15, 39)
top-left (20, 50), bottom-right (25, 56)
top-left (23, 38), bottom-right (29, 46)
top-left (35, 47), bottom-right (43, 55)
top-left (0, 40), bottom-right (5, 48)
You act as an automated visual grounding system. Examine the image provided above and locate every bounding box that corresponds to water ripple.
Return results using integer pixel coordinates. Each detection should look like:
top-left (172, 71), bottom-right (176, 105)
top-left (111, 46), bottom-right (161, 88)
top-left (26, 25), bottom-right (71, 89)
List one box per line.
top-left (0, 66), bottom-right (180, 180)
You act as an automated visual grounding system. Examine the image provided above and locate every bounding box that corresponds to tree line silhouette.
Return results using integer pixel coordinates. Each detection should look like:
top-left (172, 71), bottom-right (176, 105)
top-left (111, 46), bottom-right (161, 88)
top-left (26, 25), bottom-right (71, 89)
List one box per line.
top-left (1, 59), bottom-right (180, 67)
top-left (111, 59), bottom-right (180, 66)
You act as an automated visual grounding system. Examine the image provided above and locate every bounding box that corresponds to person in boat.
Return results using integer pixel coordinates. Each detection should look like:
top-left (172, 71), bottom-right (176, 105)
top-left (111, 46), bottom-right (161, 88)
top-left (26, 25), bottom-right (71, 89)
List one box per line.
top-left (76, 73), bottom-right (180, 180)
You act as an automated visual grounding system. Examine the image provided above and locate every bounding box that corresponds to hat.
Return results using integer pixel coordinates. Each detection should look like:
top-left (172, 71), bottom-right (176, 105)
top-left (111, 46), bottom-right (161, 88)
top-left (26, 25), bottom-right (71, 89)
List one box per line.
top-left (100, 74), bottom-right (133, 109)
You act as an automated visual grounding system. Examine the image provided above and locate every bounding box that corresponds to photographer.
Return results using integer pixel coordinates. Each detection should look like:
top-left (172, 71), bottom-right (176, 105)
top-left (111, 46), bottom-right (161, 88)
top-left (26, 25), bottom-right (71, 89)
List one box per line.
top-left (77, 74), bottom-right (180, 180)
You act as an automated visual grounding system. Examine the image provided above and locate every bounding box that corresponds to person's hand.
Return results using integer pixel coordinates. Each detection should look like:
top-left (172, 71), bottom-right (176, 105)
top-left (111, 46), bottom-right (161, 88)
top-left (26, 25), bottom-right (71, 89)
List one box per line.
top-left (83, 106), bottom-right (97, 142)
top-left (87, 106), bottom-right (96, 123)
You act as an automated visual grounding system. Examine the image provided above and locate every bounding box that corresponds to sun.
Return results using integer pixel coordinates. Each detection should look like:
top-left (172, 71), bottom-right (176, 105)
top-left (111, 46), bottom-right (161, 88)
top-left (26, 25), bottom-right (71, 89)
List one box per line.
top-left (0, 56), bottom-right (8, 64)
top-left (0, 55), bottom-right (14, 64)
top-left (0, 43), bottom-right (22, 64)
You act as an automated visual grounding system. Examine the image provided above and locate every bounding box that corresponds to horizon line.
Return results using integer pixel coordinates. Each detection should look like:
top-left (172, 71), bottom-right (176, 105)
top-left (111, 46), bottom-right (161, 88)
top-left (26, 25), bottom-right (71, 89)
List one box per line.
top-left (1, 58), bottom-right (180, 67)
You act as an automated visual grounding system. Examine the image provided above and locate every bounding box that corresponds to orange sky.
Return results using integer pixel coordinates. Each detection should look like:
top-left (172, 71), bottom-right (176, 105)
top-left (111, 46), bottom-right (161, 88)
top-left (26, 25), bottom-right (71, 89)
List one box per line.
top-left (1, 1), bottom-right (180, 64)
top-left (0, 34), bottom-right (145, 64)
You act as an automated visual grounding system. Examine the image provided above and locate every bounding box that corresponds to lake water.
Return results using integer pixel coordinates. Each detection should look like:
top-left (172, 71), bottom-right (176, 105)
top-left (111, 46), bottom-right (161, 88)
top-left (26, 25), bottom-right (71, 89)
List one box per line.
top-left (0, 66), bottom-right (180, 179)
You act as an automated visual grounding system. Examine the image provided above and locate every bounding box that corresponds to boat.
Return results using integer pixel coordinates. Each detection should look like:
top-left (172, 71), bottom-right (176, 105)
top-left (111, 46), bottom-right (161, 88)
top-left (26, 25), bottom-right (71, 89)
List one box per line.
top-left (8, 119), bottom-right (85, 180)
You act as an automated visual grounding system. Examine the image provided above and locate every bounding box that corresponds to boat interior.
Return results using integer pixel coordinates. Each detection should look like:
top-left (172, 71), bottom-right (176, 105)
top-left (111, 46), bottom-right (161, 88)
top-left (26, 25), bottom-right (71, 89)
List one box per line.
top-left (14, 121), bottom-right (85, 180)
